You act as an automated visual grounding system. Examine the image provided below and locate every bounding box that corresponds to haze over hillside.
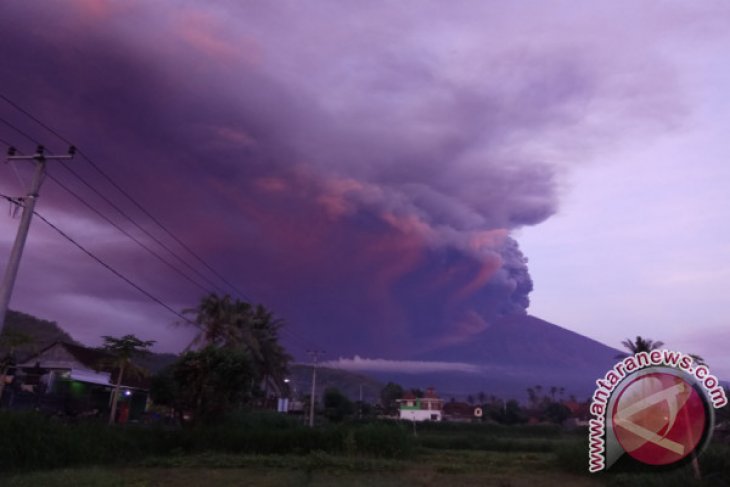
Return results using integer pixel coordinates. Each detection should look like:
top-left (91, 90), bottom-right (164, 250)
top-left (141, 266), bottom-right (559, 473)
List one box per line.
top-left (2, 310), bottom-right (178, 372)
top-left (421, 314), bottom-right (620, 368)
top-left (288, 365), bottom-right (383, 404)
top-left (12, 309), bottom-right (713, 402)
top-left (1, 310), bottom-right (78, 359)
top-left (327, 314), bottom-right (623, 400)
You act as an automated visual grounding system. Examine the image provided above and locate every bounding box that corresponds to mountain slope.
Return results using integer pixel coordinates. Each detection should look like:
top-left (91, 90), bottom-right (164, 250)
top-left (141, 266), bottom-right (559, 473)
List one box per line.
top-left (1, 309), bottom-right (79, 359)
top-left (2, 309), bottom-right (177, 372)
top-left (370, 314), bottom-right (624, 400)
top-left (420, 314), bottom-right (620, 369)
top-left (3, 309), bottom-right (623, 400)
top-left (289, 364), bottom-right (383, 403)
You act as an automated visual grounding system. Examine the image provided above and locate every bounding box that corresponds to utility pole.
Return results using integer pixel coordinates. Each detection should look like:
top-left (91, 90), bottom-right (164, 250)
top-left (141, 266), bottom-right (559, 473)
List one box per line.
top-left (359, 384), bottom-right (363, 419)
top-left (307, 349), bottom-right (324, 427)
top-left (0, 145), bottom-right (75, 334)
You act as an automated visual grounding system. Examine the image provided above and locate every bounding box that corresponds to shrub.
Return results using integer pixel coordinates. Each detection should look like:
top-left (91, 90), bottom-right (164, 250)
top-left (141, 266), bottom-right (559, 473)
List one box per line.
top-left (554, 438), bottom-right (588, 473)
top-left (418, 434), bottom-right (557, 453)
top-left (351, 422), bottom-right (414, 458)
top-left (0, 411), bottom-right (414, 472)
top-left (413, 421), bottom-right (564, 438)
top-left (0, 413), bottom-right (178, 470)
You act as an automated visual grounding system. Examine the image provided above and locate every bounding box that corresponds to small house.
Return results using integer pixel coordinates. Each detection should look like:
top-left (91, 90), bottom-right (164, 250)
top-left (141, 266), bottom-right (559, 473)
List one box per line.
top-left (442, 401), bottom-right (481, 422)
top-left (397, 387), bottom-right (443, 422)
top-left (11, 341), bottom-right (149, 420)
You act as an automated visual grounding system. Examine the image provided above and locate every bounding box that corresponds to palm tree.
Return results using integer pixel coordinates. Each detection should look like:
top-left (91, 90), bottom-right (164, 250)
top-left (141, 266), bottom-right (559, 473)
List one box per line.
top-left (182, 294), bottom-right (291, 398)
top-left (249, 304), bottom-right (291, 397)
top-left (182, 294), bottom-right (243, 349)
top-left (617, 336), bottom-right (706, 367)
top-left (101, 334), bottom-right (155, 425)
top-left (526, 387), bottom-right (537, 407)
top-left (689, 354), bottom-right (707, 366)
top-left (182, 294), bottom-right (263, 354)
top-left (616, 336), bottom-right (664, 358)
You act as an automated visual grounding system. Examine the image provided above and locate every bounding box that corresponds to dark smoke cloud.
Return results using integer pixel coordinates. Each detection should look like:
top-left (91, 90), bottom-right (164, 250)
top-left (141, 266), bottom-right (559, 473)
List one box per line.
top-left (0, 1), bottom-right (693, 356)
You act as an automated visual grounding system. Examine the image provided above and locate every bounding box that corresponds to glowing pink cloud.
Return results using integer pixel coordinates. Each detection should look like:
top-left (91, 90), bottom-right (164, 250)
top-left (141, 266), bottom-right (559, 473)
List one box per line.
top-left (70, 0), bottom-right (127, 21)
top-left (175, 10), bottom-right (261, 66)
top-left (1, 1), bottom-right (723, 363)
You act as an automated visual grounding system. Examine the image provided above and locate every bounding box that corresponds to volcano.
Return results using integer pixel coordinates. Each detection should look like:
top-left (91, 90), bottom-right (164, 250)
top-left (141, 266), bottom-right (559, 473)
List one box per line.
top-left (362, 314), bottom-right (622, 400)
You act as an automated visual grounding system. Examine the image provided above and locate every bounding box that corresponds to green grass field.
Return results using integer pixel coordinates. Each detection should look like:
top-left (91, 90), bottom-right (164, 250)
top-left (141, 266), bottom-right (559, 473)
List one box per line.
top-left (5, 447), bottom-right (728, 486)
top-left (1, 413), bottom-right (727, 486)
top-left (2, 450), bottom-right (601, 487)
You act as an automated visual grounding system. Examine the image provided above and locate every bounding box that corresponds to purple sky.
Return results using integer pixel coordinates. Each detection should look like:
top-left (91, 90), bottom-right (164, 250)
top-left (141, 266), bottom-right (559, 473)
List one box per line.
top-left (0, 2), bottom-right (728, 376)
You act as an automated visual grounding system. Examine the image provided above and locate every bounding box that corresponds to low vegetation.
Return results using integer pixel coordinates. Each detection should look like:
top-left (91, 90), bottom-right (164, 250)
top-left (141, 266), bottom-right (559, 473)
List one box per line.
top-left (2, 409), bottom-right (729, 486)
top-left (3, 308), bottom-right (729, 485)
top-left (0, 411), bottom-right (414, 472)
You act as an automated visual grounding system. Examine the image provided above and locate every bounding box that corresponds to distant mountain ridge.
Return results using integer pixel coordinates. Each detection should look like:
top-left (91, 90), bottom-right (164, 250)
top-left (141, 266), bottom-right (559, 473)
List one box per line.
top-left (0, 310), bottom-right (384, 390)
top-left (419, 314), bottom-right (621, 368)
top-left (4, 309), bottom-right (77, 343)
top-left (361, 314), bottom-right (625, 400)
top-left (1, 309), bottom-right (636, 401)
top-left (289, 364), bottom-right (383, 403)
top-left (2, 309), bottom-right (177, 372)
top-left (1, 309), bottom-right (79, 359)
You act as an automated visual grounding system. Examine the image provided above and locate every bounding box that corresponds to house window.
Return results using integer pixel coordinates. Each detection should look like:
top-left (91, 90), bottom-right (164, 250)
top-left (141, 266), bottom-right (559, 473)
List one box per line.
top-left (431, 414), bottom-right (438, 421)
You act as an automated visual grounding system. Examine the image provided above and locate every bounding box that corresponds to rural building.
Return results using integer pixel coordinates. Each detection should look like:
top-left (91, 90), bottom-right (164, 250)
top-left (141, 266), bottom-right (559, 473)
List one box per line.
top-left (397, 387), bottom-right (443, 421)
top-left (562, 399), bottom-right (591, 428)
top-left (442, 401), bottom-right (481, 422)
top-left (7, 342), bottom-right (149, 421)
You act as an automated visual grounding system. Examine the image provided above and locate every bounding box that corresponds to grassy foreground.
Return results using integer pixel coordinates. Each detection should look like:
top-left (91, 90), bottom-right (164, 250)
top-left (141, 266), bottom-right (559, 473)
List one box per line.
top-left (5, 442), bottom-right (729, 487)
top-left (1, 412), bottom-right (728, 486)
top-left (2, 450), bottom-right (601, 487)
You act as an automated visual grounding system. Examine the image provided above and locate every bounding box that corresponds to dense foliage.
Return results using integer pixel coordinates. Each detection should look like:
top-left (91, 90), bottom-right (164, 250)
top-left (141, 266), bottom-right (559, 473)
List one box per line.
top-left (380, 382), bottom-right (403, 414)
top-left (323, 387), bottom-right (353, 422)
top-left (152, 346), bottom-right (256, 423)
top-left (0, 412), bottom-right (414, 472)
top-left (148, 294), bottom-right (293, 423)
top-left (183, 294), bottom-right (291, 395)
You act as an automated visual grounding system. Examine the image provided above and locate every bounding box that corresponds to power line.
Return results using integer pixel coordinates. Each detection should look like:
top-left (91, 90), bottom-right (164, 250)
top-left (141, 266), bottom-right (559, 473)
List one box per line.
top-left (0, 115), bottom-right (43, 148)
top-left (46, 171), bottom-right (214, 295)
top-left (0, 113), bottom-right (230, 296)
top-left (55, 161), bottom-right (229, 295)
top-left (0, 136), bottom-right (17, 148)
top-left (1, 94), bottom-right (312, 353)
top-left (80, 154), bottom-right (252, 300)
top-left (0, 137), bottom-right (27, 192)
top-left (3, 137), bottom-right (310, 352)
top-left (279, 326), bottom-right (315, 351)
top-left (0, 145), bottom-right (76, 333)
top-left (0, 92), bottom-right (249, 300)
top-left (5, 143), bottom-right (217, 295)
top-left (0, 192), bottom-right (194, 325)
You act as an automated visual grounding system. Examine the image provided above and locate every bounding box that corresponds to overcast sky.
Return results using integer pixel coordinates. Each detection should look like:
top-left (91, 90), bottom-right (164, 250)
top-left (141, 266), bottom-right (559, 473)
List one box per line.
top-left (0, 1), bottom-right (728, 377)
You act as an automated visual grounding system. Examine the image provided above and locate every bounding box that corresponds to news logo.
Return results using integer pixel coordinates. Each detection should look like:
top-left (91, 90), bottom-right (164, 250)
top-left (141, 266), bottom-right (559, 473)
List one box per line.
top-left (588, 350), bottom-right (727, 472)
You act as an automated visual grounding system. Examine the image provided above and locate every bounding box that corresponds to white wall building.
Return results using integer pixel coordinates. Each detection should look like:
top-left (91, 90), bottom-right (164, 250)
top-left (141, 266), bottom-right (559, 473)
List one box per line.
top-left (396, 387), bottom-right (443, 422)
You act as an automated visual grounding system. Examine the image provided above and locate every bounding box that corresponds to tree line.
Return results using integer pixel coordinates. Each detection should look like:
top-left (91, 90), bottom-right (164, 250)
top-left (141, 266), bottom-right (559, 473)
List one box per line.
top-left (149, 293), bottom-right (292, 424)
